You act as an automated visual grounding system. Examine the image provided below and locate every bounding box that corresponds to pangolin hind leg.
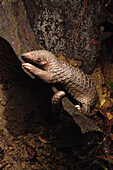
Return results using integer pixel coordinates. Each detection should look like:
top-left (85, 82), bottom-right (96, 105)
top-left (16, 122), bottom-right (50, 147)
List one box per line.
top-left (51, 90), bottom-right (65, 112)
top-left (81, 103), bottom-right (90, 115)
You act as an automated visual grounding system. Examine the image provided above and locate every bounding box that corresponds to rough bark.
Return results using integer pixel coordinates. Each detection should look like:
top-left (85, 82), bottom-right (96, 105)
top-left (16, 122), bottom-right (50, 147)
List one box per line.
top-left (23, 0), bottom-right (105, 73)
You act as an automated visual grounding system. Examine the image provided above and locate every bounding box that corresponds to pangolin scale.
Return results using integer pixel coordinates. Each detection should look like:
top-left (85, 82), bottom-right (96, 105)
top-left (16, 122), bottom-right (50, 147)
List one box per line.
top-left (22, 50), bottom-right (98, 114)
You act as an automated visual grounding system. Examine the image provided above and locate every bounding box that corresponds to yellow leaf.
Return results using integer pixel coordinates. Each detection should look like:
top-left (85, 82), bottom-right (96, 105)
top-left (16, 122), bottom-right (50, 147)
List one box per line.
top-left (100, 99), bottom-right (106, 108)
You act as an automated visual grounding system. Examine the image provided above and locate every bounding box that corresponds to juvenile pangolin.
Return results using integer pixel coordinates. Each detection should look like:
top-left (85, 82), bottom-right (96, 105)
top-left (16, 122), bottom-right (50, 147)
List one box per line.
top-left (22, 50), bottom-right (97, 114)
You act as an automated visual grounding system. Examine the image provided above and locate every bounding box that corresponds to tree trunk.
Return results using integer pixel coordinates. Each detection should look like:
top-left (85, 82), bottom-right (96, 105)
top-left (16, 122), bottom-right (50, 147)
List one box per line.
top-left (23, 0), bottom-right (105, 73)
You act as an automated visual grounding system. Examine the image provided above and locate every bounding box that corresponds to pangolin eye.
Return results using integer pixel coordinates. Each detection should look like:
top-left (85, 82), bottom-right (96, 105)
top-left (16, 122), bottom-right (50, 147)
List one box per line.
top-left (37, 57), bottom-right (41, 61)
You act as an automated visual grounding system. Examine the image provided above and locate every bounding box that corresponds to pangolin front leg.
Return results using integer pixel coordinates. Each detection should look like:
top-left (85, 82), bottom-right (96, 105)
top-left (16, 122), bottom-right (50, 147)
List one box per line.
top-left (22, 63), bottom-right (54, 83)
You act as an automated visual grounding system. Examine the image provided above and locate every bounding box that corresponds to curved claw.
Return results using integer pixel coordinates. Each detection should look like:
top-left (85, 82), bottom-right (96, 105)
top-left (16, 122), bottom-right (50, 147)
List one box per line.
top-left (22, 64), bottom-right (35, 79)
top-left (22, 63), bottom-right (32, 70)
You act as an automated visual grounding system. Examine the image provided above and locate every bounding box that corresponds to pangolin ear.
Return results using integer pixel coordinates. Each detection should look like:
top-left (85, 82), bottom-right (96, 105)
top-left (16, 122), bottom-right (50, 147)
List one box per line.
top-left (41, 59), bottom-right (48, 65)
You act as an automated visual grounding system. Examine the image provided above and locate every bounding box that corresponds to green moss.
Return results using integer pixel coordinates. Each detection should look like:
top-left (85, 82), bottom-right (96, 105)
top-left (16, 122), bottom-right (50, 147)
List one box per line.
top-left (9, 0), bottom-right (15, 3)
top-left (9, 1), bottom-right (18, 26)
top-left (5, 27), bottom-right (13, 39)
top-left (22, 49), bottom-right (28, 53)
top-left (0, 30), bottom-right (5, 38)
top-left (20, 42), bottom-right (23, 46)
top-left (19, 41), bottom-right (28, 53)
top-left (6, 27), bottom-right (10, 33)
top-left (11, 13), bottom-right (18, 25)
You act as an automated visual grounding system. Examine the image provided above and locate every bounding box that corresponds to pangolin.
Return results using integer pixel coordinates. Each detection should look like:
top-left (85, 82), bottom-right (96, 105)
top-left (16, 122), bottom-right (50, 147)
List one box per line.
top-left (22, 50), bottom-right (97, 114)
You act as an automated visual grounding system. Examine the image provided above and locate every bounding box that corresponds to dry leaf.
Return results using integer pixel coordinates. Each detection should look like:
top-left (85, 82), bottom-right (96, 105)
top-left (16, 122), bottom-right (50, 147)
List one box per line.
top-left (106, 111), bottom-right (113, 120)
top-left (109, 133), bottom-right (113, 140)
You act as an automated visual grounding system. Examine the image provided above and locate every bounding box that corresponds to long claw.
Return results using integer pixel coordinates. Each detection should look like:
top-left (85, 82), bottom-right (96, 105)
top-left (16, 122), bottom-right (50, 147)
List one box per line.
top-left (22, 63), bottom-right (32, 71)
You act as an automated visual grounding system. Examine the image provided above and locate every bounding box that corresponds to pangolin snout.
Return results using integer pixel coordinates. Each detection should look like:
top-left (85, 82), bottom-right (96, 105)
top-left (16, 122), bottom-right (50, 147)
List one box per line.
top-left (21, 53), bottom-right (31, 62)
